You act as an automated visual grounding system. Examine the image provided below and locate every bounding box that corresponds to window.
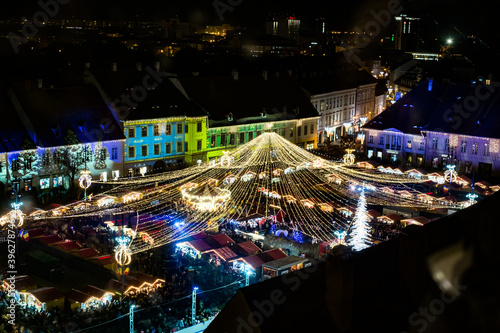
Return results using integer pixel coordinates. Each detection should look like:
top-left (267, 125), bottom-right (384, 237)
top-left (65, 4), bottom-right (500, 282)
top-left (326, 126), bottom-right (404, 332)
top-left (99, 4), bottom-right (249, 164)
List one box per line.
top-left (461, 140), bottom-right (467, 153)
top-left (484, 143), bottom-right (490, 156)
top-left (211, 135), bottom-right (216, 148)
top-left (185, 142), bottom-right (188, 152)
top-left (367, 150), bottom-right (373, 158)
top-left (128, 146), bottom-right (136, 158)
top-left (128, 127), bottom-right (135, 138)
top-left (197, 140), bottom-right (202, 151)
top-left (177, 141), bottom-right (183, 153)
top-left (221, 133), bottom-right (226, 146)
top-left (298, 126), bottom-right (301, 137)
top-left (141, 145), bottom-right (148, 157)
top-left (290, 128), bottom-right (294, 137)
top-left (379, 136), bottom-right (384, 145)
top-left (154, 143), bottom-right (160, 155)
top-left (229, 134), bottom-right (235, 145)
top-left (40, 178), bottom-right (50, 190)
top-left (185, 124), bottom-right (189, 134)
top-left (406, 140), bottom-right (412, 149)
top-left (304, 125), bottom-right (308, 135)
top-left (368, 135), bottom-right (373, 144)
top-left (141, 126), bottom-right (148, 137)
top-left (444, 138), bottom-right (449, 151)
top-left (320, 101), bottom-right (325, 111)
top-left (248, 132), bottom-right (253, 141)
top-left (165, 124), bottom-right (172, 135)
top-left (432, 137), bottom-right (438, 149)
top-left (165, 142), bottom-right (172, 154)
top-left (239, 132), bottom-right (245, 144)
top-left (111, 147), bottom-right (118, 160)
top-left (472, 142), bottom-right (478, 155)
top-left (153, 125), bottom-right (160, 136)
top-left (310, 124), bottom-right (314, 134)
top-left (24, 179), bottom-right (32, 191)
top-left (53, 176), bottom-right (63, 188)
top-left (177, 123), bottom-right (183, 134)
top-left (197, 122), bottom-right (202, 132)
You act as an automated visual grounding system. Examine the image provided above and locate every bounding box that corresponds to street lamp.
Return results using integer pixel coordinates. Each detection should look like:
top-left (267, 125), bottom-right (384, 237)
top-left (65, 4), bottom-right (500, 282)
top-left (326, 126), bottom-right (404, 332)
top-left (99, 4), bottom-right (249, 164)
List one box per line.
top-left (192, 287), bottom-right (198, 325)
top-left (115, 236), bottom-right (132, 300)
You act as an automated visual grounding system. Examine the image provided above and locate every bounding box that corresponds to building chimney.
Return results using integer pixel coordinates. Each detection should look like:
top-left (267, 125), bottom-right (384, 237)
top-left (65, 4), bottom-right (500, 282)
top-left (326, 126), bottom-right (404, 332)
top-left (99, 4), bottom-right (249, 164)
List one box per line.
top-left (262, 70), bottom-right (268, 81)
top-left (136, 62), bottom-right (142, 71)
top-left (112, 62), bottom-right (117, 72)
top-left (232, 69), bottom-right (239, 81)
top-left (37, 79), bottom-right (43, 88)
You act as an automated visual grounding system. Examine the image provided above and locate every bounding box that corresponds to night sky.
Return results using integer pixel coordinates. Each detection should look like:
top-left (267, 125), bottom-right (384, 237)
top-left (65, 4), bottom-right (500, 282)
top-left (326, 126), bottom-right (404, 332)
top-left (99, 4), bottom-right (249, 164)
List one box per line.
top-left (0, 0), bottom-right (494, 45)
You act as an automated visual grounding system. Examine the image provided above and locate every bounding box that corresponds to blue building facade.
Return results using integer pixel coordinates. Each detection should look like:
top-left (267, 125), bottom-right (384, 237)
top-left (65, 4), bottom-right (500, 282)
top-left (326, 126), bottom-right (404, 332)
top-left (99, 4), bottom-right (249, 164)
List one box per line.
top-left (123, 117), bottom-right (188, 175)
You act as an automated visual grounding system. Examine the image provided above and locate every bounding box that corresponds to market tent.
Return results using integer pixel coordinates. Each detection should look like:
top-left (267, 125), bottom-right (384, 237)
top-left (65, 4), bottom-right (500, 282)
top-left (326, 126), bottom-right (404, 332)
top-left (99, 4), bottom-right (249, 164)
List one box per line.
top-left (210, 246), bottom-right (239, 262)
top-left (231, 241), bottom-right (262, 256)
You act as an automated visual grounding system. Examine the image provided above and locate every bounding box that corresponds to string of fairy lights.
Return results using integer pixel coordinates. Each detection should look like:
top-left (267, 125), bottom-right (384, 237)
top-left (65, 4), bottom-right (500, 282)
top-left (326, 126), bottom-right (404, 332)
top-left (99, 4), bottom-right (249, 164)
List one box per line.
top-left (13, 132), bottom-right (471, 254)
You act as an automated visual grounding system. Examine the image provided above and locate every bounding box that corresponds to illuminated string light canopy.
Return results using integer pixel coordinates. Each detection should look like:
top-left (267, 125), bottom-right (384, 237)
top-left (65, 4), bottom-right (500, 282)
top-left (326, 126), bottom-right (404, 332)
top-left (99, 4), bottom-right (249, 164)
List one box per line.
top-left (23, 132), bottom-right (466, 255)
top-left (181, 182), bottom-right (231, 211)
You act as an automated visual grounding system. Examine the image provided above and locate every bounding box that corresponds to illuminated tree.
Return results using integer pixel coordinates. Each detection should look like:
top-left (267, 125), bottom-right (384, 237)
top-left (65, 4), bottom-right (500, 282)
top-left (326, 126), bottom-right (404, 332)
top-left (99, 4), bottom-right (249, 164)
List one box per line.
top-left (93, 142), bottom-right (109, 170)
top-left (347, 188), bottom-right (372, 252)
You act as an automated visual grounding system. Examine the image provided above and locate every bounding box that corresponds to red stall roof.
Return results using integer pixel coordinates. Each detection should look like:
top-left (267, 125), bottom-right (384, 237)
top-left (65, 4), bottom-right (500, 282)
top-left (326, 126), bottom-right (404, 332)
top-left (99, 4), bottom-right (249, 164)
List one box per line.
top-left (39, 234), bottom-right (62, 245)
top-left (57, 240), bottom-right (82, 251)
top-left (76, 248), bottom-right (99, 258)
top-left (30, 287), bottom-right (64, 302)
top-left (212, 246), bottom-right (238, 261)
top-left (186, 239), bottom-right (212, 253)
top-left (232, 241), bottom-right (261, 256)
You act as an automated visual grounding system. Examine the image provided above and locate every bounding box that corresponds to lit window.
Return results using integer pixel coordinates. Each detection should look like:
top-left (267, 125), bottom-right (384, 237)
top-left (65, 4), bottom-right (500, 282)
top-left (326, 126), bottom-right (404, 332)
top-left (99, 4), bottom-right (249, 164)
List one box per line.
top-left (406, 140), bottom-right (412, 149)
top-left (472, 142), bottom-right (478, 155)
top-left (153, 125), bottom-right (160, 136)
top-left (40, 178), bottom-right (50, 189)
top-left (484, 143), bottom-right (490, 156)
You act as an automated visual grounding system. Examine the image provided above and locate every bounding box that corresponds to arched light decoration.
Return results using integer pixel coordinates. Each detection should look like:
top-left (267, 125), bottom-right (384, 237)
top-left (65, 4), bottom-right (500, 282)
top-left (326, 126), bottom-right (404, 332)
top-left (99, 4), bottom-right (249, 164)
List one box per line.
top-left (115, 236), bottom-right (132, 266)
top-left (343, 149), bottom-right (356, 165)
top-left (79, 170), bottom-right (92, 189)
top-left (444, 165), bottom-right (458, 183)
top-left (1, 202), bottom-right (25, 227)
top-left (181, 182), bottom-right (231, 212)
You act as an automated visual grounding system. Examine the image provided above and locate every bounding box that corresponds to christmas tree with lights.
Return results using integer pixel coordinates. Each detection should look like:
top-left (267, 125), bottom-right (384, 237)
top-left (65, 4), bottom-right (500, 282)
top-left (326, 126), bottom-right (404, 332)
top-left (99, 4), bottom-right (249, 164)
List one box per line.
top-left (348, 188), bottom-right (372, 251)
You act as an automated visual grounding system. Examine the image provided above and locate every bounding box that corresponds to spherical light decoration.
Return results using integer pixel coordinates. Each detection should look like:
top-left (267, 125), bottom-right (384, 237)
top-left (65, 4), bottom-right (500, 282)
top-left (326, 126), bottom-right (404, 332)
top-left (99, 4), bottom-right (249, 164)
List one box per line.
top-left (220, 151), bottom-right (231, 167)
top-left (343, 149), bottom-right (356, 165)
top-left (115, 245), bottom-right (132, 266)
top-left (444, 165), bottom-right (457, 183)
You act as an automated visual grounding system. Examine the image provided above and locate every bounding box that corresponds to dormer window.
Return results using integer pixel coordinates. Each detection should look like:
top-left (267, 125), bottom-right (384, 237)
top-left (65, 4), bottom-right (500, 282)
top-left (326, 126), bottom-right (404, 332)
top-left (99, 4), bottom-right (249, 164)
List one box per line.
top-left (77, 119), bottom-right (88, 134)
top-left (261, 109), bottom-right (267, 118)
top-left (227, 112), bottom-right (233, 122)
